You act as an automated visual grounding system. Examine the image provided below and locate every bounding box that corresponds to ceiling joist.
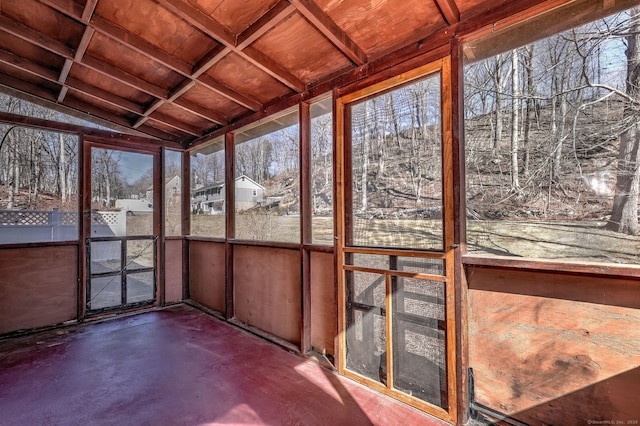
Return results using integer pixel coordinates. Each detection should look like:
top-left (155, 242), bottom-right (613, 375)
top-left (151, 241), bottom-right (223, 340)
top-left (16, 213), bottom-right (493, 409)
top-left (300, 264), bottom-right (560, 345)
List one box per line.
top-left (289, 0), bottom-right (367, 65)
top-left (434, 0), bottom-right (461, 25)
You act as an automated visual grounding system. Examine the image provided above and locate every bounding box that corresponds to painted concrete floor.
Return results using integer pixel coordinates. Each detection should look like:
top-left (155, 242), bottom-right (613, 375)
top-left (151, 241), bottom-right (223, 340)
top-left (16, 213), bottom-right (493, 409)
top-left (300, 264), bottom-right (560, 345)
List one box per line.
top-left (0, 304), bottom-right (448, 425)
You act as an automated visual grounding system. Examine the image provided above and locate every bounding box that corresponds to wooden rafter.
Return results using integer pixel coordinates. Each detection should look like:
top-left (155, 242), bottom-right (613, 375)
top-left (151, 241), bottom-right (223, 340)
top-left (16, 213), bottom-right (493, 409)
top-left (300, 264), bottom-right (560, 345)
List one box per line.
top-left (196, 76), bottom-right (262, 112)
top-left (289, 0), bottom-right (367, 65)
top-left (434, 0), bottom-right (461, 25)
top-left (236, 1), bottom-right (296, 50)
top-left (157, 0), bottom-right (305, 92)
top-left (0, 15), bottom-right (73, 59)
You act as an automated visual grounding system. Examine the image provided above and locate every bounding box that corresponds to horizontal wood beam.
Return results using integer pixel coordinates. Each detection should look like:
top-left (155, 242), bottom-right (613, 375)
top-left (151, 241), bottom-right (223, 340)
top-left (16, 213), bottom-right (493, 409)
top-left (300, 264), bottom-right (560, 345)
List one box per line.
top-left (39, 0), bottom-right (84, 21)
top-left (90, 15), bottom-right (193, 76)
top-left (156, 0), bottom-right (235, 46)
top-left (82, 0), bottom-right (99, 22)
top-left (81, 55), bottom-right (167, 99)
top-left (196, 75), bottom-right (262, 112)
top-left (242, 46), bottom-right (304, 92)
top-left (0, 15), bottom-right (73, 59)
top-left (290, 0), bottom-right (367, 65)
top-left (0, 49), bottom-right (59, 82)
top-left (65, 77), bottom-right (145, 115)
top-left (174, 97), bottom-right (228, 125)
top-left (147, 111), bottom-right (203, 136)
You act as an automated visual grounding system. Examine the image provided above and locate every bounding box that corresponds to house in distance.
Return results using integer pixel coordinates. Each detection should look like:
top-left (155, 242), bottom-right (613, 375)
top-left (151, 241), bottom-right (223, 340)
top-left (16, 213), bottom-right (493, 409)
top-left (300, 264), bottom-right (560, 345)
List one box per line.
top-left (192, 175), bottom-right (265, 214)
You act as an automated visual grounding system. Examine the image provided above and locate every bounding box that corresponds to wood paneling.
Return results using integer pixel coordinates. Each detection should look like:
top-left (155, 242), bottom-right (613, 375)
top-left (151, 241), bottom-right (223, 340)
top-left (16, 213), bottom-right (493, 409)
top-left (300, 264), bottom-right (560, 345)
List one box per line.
top-left (189, 240), bottom-right (225, 312)
top-left (0, 245), bottom-right (77, 334)
top-left (234, 245), bottom-right (301, 345)
top-left (192, 0), bottom-right (281, 34)
top-left (251, 13), bottom-right (352, 83)
top-left (165, 239), bottom-right (183, 303)
top-left (467, 266), bottom-right (640, 424)
top-left (310, 251), bottom-right (336, 356)
top-left (205, 53), bottom-right (291, 104)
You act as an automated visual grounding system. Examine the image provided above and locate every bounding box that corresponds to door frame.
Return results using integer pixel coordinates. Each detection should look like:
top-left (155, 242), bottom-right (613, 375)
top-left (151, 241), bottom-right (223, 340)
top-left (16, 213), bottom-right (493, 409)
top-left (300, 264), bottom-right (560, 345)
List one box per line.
top-left (335, 56), bottom-right (457, 424)
top-left (80, 138), bottom-right (163, 319)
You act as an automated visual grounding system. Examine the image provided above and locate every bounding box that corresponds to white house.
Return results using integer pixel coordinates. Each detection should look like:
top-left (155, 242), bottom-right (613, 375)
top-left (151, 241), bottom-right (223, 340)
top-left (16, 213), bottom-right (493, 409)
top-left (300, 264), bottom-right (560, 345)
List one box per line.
top-left (192, 175), bottom-right (265, 214)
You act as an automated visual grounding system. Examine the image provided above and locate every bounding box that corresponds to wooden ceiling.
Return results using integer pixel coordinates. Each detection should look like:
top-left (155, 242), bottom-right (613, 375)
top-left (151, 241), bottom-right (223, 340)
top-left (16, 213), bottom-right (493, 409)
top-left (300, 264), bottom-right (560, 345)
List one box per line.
top-left (0, 0), bottom-right (519, 146)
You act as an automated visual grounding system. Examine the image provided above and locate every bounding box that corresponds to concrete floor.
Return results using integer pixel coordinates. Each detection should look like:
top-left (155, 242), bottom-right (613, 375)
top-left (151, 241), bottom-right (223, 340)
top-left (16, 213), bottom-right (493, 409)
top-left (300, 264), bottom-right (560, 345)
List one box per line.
top-left (0, 304), bottom-right (448, 425)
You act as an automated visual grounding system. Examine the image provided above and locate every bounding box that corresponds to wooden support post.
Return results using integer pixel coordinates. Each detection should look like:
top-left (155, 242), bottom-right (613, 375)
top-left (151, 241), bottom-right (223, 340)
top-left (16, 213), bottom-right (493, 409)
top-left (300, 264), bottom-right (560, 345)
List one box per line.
top-left (300, 102), bottom-right (312, 354)
top-left (225, 132), bottom-right (235, 319)
top-left (182, 150), bottom-right (191, 300)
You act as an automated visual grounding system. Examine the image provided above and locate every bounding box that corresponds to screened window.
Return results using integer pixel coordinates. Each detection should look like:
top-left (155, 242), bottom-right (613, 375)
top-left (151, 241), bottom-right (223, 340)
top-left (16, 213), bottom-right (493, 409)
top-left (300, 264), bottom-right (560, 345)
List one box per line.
top-left (311, 96), bottom-right (334, 245)
top-left (464, 6), bottom-right (640, 264)
top-left (190, 137), bottom-right (225, 238)
top-left (164, 150), bottom-right (182, 237)
top-left (234, 108), bottom-right (300, 243)
top-left (349, 73), bottom-right (442, 250)
top-left (0, 124), bottom-right (78, 244)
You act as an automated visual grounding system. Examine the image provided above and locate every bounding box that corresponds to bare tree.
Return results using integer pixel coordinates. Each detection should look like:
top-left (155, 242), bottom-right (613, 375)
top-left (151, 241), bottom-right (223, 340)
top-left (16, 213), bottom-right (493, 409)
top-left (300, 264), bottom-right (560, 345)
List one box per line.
top-left (608, 7), bottom-right (640, 234)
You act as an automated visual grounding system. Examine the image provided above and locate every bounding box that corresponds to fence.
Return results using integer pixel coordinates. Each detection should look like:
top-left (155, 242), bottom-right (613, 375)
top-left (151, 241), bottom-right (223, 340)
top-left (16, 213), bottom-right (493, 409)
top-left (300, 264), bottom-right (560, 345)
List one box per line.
top-left (0, 209), bottom-right (126, 244)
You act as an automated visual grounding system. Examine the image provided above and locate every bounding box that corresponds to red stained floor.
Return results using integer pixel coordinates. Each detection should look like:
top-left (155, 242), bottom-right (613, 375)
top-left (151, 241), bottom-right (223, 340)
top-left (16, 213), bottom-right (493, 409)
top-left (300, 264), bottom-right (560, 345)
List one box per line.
top-left (0, 304), bottom-right (448, 425)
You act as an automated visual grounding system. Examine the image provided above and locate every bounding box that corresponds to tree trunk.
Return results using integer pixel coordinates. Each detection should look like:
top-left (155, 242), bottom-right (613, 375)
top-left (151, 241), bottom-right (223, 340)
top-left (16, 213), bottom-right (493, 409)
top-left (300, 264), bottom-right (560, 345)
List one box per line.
top-left (608, 7), bottom-right (640, 235)
top-left (511, 49), bottom-right (521, 191)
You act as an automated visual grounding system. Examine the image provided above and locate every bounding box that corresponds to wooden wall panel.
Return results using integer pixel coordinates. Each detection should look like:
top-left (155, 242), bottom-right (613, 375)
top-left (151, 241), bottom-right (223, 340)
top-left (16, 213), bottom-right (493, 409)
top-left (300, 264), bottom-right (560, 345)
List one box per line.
top-left (0, 245), bottom-right (77, 334)
top-left (466, 266), bottom-right (640, 424)
top-left (310, 251), bottom-right (336, 355)
top-left (234, 245), bottom-right (301, 345)
top-left (164, 239), bottom-right (184, 303)
top-left (189, 240), bottom-right (225, 312)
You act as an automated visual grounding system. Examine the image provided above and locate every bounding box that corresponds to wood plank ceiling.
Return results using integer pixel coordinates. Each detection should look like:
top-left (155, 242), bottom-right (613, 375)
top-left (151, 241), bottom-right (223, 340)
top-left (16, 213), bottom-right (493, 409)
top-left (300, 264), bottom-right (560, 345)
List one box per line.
top-left (0, 0), bottom-right (509, 145)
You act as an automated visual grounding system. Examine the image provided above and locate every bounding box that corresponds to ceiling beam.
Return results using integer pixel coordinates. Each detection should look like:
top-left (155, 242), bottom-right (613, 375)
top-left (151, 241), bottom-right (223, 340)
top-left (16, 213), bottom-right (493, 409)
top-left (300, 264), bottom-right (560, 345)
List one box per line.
top-left (174, 98), bottom-right (228, 126)
top-left (197, 75), bottom-right (262, 112)
top-left (0, 15), bottom-right (73, 59)
top-left (289, 0), bottom-right (367, 65)
top-left (81, 55), bottom-right (167, 99)
top-left (157, 0), bottom-right (305, 92)
top-left (65, 77), bottom-right (145, 115)
top-left (0, 49), bottom-right (60, 82)
top-left (236, 1), bottom-right (296, 50)
top-left (82, 0), bottom-right (99, 22)
top-left (147, 111), bottom-right (203, 136)
top-left (434, 0), bottom-right (461, 25)
top-left (156, 0), bottom-right (236, 46)
top-left (39, 0), bottom-right (84, 21)
top-left (242, 47), bottom-right (304, 92)
top-left (90, 15), bottom-right (193, 76)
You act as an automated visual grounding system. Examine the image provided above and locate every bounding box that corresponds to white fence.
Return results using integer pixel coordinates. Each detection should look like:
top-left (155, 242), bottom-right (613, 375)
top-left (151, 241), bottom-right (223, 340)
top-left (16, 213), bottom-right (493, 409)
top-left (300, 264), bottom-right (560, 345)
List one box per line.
top-left (0, 209), bottom-right (126, 244)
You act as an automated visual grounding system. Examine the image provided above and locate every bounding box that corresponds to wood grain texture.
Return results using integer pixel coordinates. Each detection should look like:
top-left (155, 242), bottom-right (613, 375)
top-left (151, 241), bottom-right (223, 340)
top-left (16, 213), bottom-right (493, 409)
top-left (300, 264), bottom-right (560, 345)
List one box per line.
top-left (0, 245), bottom-right (77, 334)
top-left (191, 0), bottom-right (281, 35)
top-left (189, 240), bottom-right (226, 313)
top-left (467, 266), bottom-right (640, 424)
top-left (234, 245), bottom-right (302, 345)
top-left (251, 13), bottom-right (352, 83)
top-left (164, 238), bottom-right (183, 303)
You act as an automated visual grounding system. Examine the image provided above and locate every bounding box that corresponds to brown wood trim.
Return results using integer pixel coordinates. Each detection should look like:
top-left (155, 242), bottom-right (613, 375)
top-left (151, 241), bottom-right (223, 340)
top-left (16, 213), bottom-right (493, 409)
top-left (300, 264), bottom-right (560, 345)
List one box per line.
top-left (335, 89), bottom-right (347, 376)
top-left (341, 369), bottom-right (454, 423)
top-left (302, 244), bottom-right (334, 253)
top-left (440, 55), bottom-right (458, 424)
top-left (0, 111), bottom-right (182, 149)
top-left (80, 134), bottom-right (91, 322)
top-left (0, 240), bottom-right (80, 250)
top-left (342, 265), bottom-right (448, 282)
top-left (164, 236), bottom-right (185, 241)
top-left (186, 236), bottom-right (226, 243)
top-left (343, 246), bottom-right (447, 259)
top-left (450, 37), bottom-right (470, 425)
top-left (384, 274), bottom-right (393, 390)
top-left (229, 239), bottom-right (302, 250)
top-left (463, 254), bottom-right (640, 279)
top-left (300, 102), bottom-right (312, 354)
top-left (157, 149), bottom-right (166, 306)
top-left (84, 136), bottom-right (165, 154)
